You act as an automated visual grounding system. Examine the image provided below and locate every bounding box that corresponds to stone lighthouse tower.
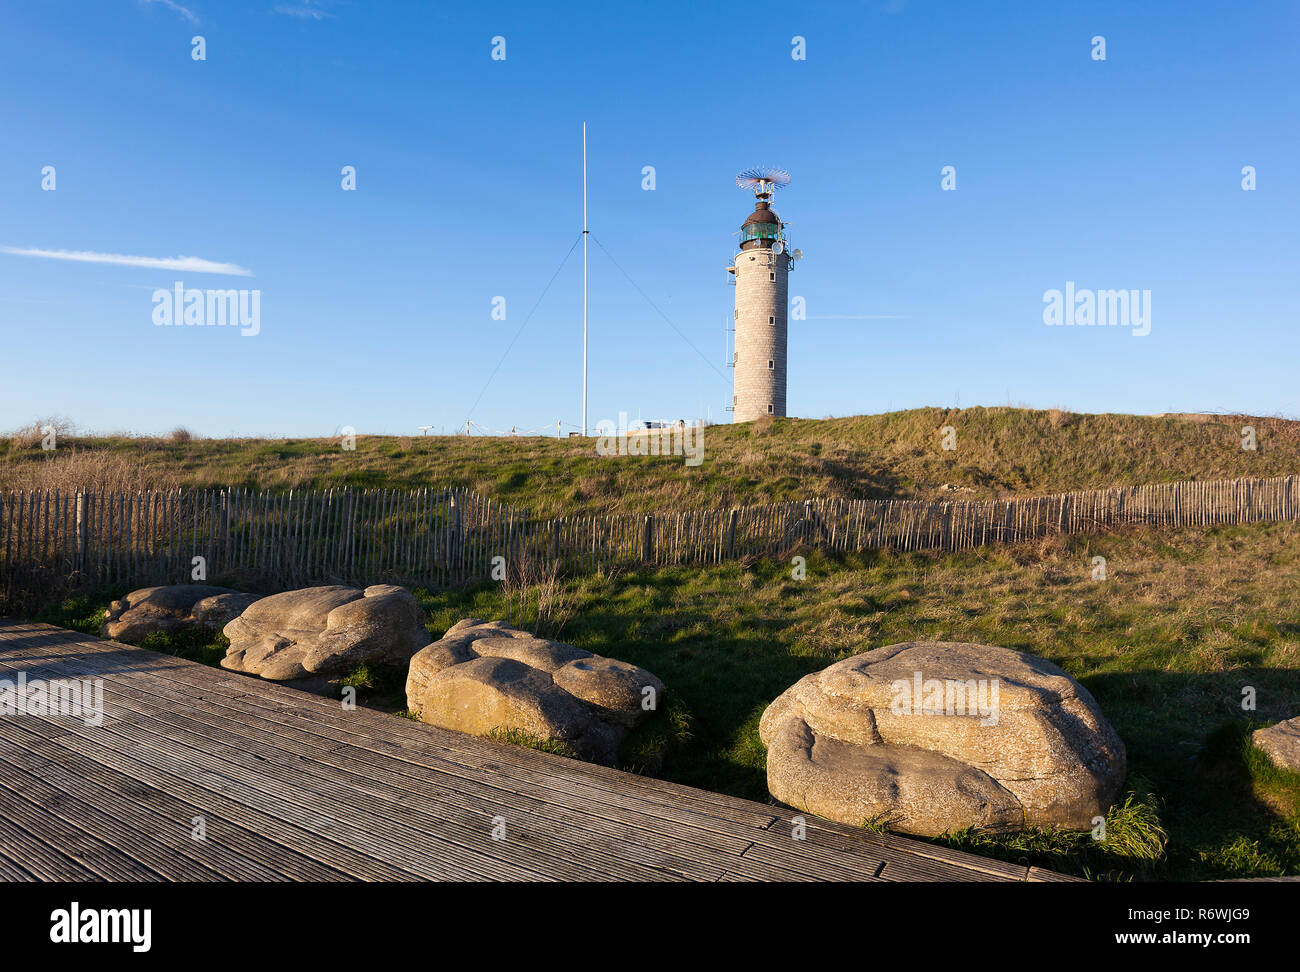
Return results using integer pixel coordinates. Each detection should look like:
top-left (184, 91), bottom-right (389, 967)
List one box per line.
top-left (729, 167), bottom-right (796, 423)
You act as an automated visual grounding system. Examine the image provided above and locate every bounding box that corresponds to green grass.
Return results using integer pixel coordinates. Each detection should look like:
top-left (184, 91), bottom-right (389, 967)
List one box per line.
top-left (6, 407), bottom-right (1300, 516)
top-left (618, 693), bottom-right (694, 775)
top-left (1192, 722), bottom-right (1300, 876)
top-left (33, 582), bottom-right (133, 636)
top-left (135, 626), bottom-right (229, 667)
top-left (944, 783), bottom-right (1168, 881)
top-left (33, 582), bottom-right (231, 665)
top-left (338, 661), bottom-right (410, 713)
top-left (487, 727), bottom-right (580, 758)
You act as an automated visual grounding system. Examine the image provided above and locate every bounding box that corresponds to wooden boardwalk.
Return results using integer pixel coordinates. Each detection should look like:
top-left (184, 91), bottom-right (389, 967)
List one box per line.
top-left (0, 620), bottom-right (1071, 882)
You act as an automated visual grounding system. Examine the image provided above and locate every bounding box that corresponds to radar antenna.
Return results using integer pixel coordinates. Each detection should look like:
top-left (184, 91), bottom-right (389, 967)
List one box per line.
top-left (736, 166), bottom-right (791, 200)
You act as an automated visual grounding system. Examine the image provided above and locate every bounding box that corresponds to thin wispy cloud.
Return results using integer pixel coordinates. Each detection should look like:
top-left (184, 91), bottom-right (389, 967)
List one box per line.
top-left (140, 0), bottom-right (199, 24)
top-left (273, 2), bottom-right (334, 20)
top-left (1, 247), bottom-right (253, 277)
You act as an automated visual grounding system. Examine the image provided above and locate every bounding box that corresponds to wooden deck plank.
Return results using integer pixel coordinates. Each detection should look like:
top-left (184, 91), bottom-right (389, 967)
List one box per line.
top-left (0, 621), bottom-right (1053, 882)
top-left (0, 721), bottom-right (325, 882)
top-left (0, 715), bottom-right (415, 881)
top-left (0, 846), bottom-right (39, 881)
top-left (94, 704), bottom-right (697, 882)
top-left (1, 645), bottom-right (765, 866)
top-left (0, 648), bottom-right (698, 881)
top-left (68, 675), bottom-right (733, 881)
top-left (0, 770), bottom-right (166, 881)
top-left (753, 816), bottom-right (1031, 881)
top-left (0, 807), bottom-right (106, 881)
top-left (2, 623), bottom-right (780, 828)
top-left (0, 652), bottom-right (692, 881)
top-left (16, 700), bottom-right (564, 882)
top-left (0, 747), bottom-right (228, 881)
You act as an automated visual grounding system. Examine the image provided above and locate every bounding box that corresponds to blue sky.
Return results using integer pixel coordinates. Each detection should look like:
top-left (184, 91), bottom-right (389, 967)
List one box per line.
top-left (1, 0), bottom-right (1296, 437)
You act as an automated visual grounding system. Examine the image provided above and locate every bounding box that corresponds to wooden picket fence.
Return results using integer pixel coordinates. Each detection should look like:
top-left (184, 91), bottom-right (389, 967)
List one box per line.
top-left (3, 475), bottom-right (1299, 611)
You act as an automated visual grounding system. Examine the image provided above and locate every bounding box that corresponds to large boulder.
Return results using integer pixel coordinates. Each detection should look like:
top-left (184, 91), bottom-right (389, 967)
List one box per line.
top-left (101, 585), bottom-right (260, 643)
top-left (759, 641), bottom-right (1125, 836)
top-left (1254, 717), bottom-right (1300, 772)
top-left (405, 619), bottom-right (664, 764)
top-left (222, 584), bottom-right (428, 681)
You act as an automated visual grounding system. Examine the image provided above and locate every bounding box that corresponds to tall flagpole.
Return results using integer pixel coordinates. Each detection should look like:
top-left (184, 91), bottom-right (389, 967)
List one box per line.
top-left (582, 122), bottom-right (589, 437)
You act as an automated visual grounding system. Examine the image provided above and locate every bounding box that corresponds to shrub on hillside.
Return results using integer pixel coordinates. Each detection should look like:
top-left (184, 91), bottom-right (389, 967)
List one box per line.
top-left (7, 416), bottom-right (75, 449)
top-left (1048, 408), bottom-right (1075, 429)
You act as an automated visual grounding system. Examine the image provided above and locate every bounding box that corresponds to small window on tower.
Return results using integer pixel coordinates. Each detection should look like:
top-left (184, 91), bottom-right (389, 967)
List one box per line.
top-left (768, 359), bottom-right (774, 370)
top-left (767, 404), bottom-right (774, 414)
top-left (769, 272), bottom-right (775, 281)
top-left (768, 315), bottom-right (775, 326)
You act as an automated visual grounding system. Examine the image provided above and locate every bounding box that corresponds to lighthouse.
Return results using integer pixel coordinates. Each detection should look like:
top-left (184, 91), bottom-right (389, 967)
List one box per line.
top-left (729, 168), bottom-right (797, 423)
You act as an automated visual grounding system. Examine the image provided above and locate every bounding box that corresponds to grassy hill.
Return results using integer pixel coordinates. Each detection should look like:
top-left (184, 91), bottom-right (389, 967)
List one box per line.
top-left (4, 407), bottom-right (1300, 516)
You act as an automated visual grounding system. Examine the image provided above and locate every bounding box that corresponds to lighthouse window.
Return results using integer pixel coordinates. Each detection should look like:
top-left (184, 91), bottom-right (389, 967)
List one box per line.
top-left (769, 272), bottom-right (775, 281)
top-left (767, 359), bottom-right (774, 370)
top-left (767, 404), bottom-right (774, 414)
top-left (768, 315), bottom-right (775, 326)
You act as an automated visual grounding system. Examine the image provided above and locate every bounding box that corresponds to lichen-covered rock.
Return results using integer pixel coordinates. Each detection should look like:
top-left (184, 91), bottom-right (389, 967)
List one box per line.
top-left (405, 619), bottom-right (664, 764)
top-left (759, 641), bottom-right (1125, 836)
top-left (1253, 716), bottom-right (1300, 772)
top-left (221, 584), bottom-right (428, 681)
top-left (101, 585), bottom-right (259, 644)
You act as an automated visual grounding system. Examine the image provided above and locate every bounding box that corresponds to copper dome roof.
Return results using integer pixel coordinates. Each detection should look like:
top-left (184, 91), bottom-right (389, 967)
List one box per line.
top-left (742, 201), bottom-right (781, 227)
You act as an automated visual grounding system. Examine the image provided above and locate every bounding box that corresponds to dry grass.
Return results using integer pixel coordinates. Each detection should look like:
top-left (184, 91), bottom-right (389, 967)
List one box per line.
top-left (498, 552), bottom-right (574, 637)
top-left (0, 449), bottom-right (182, 493)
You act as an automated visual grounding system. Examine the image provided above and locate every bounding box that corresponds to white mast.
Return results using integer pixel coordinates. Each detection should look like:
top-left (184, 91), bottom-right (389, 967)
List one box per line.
top-left (582, 122), bottom-right (589, 437)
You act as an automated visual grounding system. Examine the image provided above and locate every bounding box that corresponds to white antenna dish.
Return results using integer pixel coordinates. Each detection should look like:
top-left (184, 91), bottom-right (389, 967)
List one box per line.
top-left (773, 241), bottom-right (784, 255)
top-left (792, 248), bottom-right (804, 261)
